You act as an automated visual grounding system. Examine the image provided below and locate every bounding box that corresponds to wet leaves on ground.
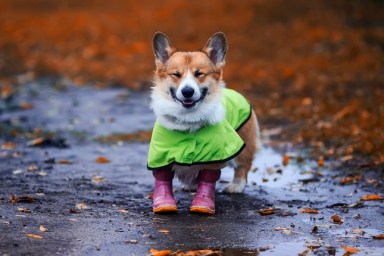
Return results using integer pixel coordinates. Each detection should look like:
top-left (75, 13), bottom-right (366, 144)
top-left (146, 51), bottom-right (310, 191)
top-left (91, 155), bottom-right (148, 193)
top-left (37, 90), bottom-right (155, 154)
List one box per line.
top-left (26, 234), bottom-right (43, 239)
top-left (341, 245), bottom-right (361, 254)
top-left (150, 249), bottom-right (222, 256)
top-left (373, 234), bottom-right (384, 240)
top-left (299, 208), bottom-right (319, 214)
top-left (9, 194), bottom-right (34, 204)
top-left (1, 142), bottom-right (17, 149)
top-left (57, 159), bottom-right (73, 164)
top-left (257, 207), bottom-right (274, 215)
top-left (331, 215), bottom-right (343, 224)
top-left (39, 226), bottom-right (47, 232)
top-left (95, 156), bottom-right (110, 163)
top-left (360, 194), bottom-right (383, 201)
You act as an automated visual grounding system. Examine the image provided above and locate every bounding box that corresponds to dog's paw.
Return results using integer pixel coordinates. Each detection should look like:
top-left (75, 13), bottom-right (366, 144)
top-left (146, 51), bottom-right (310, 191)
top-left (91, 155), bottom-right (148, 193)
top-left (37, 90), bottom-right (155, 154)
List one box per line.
top-left (223, 180), bottom-right (246, 193)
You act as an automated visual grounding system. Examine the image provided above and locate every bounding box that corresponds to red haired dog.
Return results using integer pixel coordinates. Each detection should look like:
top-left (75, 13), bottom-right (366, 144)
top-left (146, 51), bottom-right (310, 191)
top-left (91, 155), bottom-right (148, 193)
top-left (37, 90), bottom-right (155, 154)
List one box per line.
top-left (148, 32), bottom-right (261, 214)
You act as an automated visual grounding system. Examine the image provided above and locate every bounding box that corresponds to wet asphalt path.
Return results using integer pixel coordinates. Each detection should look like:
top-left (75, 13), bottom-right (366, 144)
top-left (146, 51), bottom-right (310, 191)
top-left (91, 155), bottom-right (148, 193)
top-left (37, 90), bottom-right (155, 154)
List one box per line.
top-left (0, 80), bottom-right (383, 256)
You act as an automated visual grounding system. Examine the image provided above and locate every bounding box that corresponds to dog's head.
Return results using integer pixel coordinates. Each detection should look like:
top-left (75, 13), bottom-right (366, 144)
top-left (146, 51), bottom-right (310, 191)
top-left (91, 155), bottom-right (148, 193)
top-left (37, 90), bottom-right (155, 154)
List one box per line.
top-left (151, 32), bottom-right (228, 131)
top-left (152, 32), bottom-right (227, 109)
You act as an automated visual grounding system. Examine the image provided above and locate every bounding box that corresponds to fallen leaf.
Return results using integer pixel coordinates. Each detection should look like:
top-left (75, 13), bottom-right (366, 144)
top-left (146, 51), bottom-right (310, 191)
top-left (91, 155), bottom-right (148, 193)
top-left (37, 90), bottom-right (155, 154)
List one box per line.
top-left (39, 226), bottom-right (48, 232)
top-left (75, 202), bottom-right (89, 210)
top-left (27, 137), bottom-right (45, 147)
top-left (342, 245), bottom-right (361, 253)
top-left (340, 175), bottom-right (361, 185)
top-left (118, 209), bottom-right (128, 213)
top-left (19, 101), bottom-right (34, 110)
top-left (10, 194), bottom-right (34, 204)
top-left (298, 249), bottom-right (311, 256)
top-left (258, 207), bottom-right (274, 215)
top-left (331, 215), bottom-right (343, 223)
top-left (17, 207), bottom-right (31, 213)
top-left (149, 248), bottom-right (172, 256)
top-left (57, 159), bottom-right (73, 164)
top-left (282, 155), bottom-right (290, 166)
top-left (92, 175), bottom-right (105, 184)
top-left (27, 234), bottom-right (43, 239)
top-left (186, 249), bottom-right (221, 255)
top-left (373, 234), bottom-right (384, 240)
top-left (317, 157), bottom-right (324, 167)
top-left (27, 165), bottom-right (39, 172)
top-left (351, 229), bottom-right (365, 235)
top-left (2, 142), bottom-right (17, 150)
top-left (361, 194), bottom-right (383, 201)
top-left (299, 208), bottom-right (319, 214)
top-left (159, 229), bottom-right (170, 234)
top-left (96, 156), bottom-right (110, 163)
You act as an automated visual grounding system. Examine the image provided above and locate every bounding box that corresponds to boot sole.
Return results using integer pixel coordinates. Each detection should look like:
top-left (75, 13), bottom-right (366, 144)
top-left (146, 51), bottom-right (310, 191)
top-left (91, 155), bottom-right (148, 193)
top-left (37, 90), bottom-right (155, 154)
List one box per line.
top-left (153, 205), bottom-right (178, 213)
top-left (190, 206), bottom-right (215, 215)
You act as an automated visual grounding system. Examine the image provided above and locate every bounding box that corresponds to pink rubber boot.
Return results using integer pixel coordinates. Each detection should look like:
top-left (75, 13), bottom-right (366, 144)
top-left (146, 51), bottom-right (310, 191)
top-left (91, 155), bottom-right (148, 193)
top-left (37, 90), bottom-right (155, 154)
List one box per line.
top-left (190, 169), bottom-right (221, 214)
top-left (152, 169), bottom-right (177, 213)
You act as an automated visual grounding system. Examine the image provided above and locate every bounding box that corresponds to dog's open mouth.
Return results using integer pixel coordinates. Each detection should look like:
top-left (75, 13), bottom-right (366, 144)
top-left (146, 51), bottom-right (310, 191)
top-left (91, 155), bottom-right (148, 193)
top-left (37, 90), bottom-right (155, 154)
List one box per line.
top-left (170, 88), bottom-right (208, 108)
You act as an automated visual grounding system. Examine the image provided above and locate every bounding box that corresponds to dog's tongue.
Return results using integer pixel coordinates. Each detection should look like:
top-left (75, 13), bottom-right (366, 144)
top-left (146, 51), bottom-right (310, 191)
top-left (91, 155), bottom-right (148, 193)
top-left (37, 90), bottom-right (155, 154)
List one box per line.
top-left (183, 99), bottom-right (194, 105)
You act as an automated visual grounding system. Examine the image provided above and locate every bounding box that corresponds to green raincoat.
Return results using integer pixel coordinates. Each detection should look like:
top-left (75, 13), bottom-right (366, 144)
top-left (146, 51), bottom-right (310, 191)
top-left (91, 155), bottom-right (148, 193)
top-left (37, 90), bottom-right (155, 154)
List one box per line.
top-left (147, 88), bottom-right (252, 170)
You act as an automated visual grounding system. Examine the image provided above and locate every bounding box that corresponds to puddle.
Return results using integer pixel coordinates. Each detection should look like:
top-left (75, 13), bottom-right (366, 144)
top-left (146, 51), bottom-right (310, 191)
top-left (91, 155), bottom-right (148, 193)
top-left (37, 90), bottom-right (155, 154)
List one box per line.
top-left (221, 248), bottom-right (259, 256)
top-left (330, 228), bottom-right (383, 239)
top-left (221, 147), bottom-right (317, 188)
top-left (255, 240), bottom-right (384, 256)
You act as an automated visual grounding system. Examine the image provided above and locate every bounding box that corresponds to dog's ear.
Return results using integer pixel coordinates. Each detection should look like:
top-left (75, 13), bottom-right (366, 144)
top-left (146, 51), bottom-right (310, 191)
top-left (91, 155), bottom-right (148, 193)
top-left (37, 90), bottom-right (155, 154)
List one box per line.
top-left (202, 32), bottom-right (227, 67)
top-left (153, 32), bottom-right (176, 64)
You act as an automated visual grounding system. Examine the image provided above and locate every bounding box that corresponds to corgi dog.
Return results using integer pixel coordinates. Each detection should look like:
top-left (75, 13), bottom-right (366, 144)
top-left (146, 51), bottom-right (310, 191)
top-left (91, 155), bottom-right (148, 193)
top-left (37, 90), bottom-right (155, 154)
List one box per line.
top-left (148, 32), bottom-right (260, 214)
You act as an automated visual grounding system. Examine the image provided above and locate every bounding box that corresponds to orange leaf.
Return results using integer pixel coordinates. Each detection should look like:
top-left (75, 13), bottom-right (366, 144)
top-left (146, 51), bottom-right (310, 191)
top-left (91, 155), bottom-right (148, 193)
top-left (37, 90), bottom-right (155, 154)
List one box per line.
top-left (57, 159), bottom-right (73, 164)
top-left (340, 175), bottom-right (361, 185)
top-left (159, 229), bottom-right (170, 234)
top-left (149, 249), bottom-right (173, 256)
top-left (317, 157), bottom-right (324, 167)
top-left (299, 208), bottom-right (319, 214)
top-left (39, 226), bottom-right (47, 232)
top-left (258, 208), bottom-right (274, 215)
top-left (19, 101), bottom-right (34, 110)
top-left (27, 234), bottom-right (43, 239)
top-left (282, 155), bottom-right (290, 166)
top-left (331, 215), bottom-right (342, 223)
top-left (373, 234), bottom-right (384, 240)
top-left (96, 156), bottom-right (110, 163)
top-left (342, 245), bottom-right (361, 253)
top-left (118, 209), bottom-right (128, 213)
top-left (361, 194), bottom-right (383, 201)
top-left (1, 142), bottom-right (17, 150)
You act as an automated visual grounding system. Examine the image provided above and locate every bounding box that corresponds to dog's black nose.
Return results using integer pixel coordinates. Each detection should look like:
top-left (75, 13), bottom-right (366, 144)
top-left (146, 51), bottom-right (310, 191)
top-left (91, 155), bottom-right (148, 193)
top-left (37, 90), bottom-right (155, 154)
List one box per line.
top-left (181, 86), bottom-right (194, 98)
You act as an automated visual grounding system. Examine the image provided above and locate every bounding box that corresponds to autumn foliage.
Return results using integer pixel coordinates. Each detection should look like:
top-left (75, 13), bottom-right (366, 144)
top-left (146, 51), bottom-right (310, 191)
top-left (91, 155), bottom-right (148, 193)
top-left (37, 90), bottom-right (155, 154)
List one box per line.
top-left (0, 0), bottom-right (383, 163)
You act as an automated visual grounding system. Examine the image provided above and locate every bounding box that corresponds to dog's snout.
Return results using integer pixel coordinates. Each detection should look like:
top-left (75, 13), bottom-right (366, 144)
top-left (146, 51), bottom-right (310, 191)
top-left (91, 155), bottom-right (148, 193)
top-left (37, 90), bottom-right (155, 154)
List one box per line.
top-left (181, 86), bottom-right (194, 98)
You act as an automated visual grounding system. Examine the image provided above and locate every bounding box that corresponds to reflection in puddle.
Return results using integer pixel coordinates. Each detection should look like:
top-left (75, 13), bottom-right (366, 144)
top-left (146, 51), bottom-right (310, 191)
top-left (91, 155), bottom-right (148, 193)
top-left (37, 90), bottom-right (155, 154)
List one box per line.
top-left (221, 147), bottom-right (317, 188)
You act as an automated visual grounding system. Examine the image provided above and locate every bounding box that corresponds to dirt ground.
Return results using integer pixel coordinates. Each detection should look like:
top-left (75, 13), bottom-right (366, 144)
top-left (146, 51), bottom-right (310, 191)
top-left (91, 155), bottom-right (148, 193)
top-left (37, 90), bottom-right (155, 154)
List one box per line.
top-left (0, 1), bottom-right (383, 255)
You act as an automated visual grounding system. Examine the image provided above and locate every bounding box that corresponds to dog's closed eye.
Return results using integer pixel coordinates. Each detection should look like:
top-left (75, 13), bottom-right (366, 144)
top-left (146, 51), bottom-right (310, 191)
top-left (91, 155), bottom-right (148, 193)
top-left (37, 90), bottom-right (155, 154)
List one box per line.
top-left (194, 70), bottom-right (205, 78)
top-left (171, 72), bottom-right (181, 78)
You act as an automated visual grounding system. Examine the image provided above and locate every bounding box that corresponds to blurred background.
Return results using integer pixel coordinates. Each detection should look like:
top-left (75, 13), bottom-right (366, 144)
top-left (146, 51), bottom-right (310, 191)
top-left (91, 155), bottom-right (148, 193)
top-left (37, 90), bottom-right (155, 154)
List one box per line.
top-left (0, 0), bottom-right (383, 163)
